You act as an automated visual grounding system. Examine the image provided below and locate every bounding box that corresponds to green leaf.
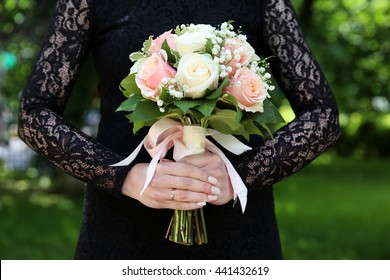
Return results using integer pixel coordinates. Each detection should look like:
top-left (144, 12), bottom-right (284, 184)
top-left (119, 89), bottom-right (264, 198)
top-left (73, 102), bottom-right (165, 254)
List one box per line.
top-left (160, 39), bottom-right (181, 65)
top-left (259, 123), bottom-right (273, 137)
top-left (195, 99), bottom-right (217, 118)
top-left (205, 38), bottom-right (214, 54)
top-left (161, 40), bottom-right (177, 64)
top-left (175, 25), bottom-right (181, 35)
top-left (129, 52), bottom-right (145, 61)
top-left (120, 73), bottom-right (141, 98)
top-left (252, 99), bottom-right (285, 124)
top-left (220, 93), bottom-right (239, 108)
top-left (159, 87), bottom-right (175, 104)
top-left (244, 120), bottom-right (263, 136)
top-left (205, 77), bottom-right (230, 100)
top-left (116, 94), bottom-right (143, 112)
top-left (143, 35), bottom-right (153, 53)
top-left (271, 103), bottom-right (286, 123)
top-left (231, 120), bottom-right (263, 141)
top-left (130, 100), bottom-right (164, 122)
top-left (219, 94), bottom-right (242, 122)
top-left (132, 120), bottom-right (146, 134)
top-left (124, 113), bottom-right (132, 122)
top-left (209, 109), bottom-right (241, 134)
top-left (173, 100), bottom-right (203, 114)
top-left (170, 48), bottom-right (181, 66)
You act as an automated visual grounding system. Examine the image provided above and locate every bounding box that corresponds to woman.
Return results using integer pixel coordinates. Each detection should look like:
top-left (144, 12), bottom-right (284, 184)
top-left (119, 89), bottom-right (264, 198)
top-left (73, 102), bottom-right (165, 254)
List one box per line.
top-left (18, 0), bottom-right (340, 259)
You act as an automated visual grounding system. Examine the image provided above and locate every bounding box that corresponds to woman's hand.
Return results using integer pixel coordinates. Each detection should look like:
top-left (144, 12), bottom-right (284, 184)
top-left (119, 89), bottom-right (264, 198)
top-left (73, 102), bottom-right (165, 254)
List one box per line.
top-left (121, 159), bottom-right (222, 210)
top-left (179, 151), bottom-right (234, 206)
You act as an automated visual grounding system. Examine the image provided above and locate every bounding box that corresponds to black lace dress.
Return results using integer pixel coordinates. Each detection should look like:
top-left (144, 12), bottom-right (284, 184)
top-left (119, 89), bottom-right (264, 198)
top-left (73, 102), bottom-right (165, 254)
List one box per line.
top-left (18, 0), bottom-right (340, 259)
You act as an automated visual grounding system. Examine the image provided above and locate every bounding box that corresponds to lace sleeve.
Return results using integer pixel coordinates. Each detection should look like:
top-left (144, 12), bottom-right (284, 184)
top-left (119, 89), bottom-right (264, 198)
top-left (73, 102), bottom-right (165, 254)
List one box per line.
top-left (18, 0), bottom-right (130, 195)
top-left (237, 0), bottom-right (341, 188)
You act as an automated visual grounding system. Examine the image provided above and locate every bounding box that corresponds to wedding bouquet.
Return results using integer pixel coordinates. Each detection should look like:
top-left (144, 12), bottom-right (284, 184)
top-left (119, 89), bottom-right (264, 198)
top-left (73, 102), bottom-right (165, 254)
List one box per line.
top-left (114, 22), bottom-right (284, 245)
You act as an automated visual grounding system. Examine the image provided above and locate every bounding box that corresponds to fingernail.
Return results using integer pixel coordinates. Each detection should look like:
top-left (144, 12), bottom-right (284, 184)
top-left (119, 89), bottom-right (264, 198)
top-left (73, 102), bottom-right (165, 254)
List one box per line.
top-left (208, 176), bottom-right (218, 185)
top-left (208, 195), bottom-right (218, 201)
top-left (197, 202), bottom-right (206, 207)
top-left (211, 186), bottom-right (221, 195)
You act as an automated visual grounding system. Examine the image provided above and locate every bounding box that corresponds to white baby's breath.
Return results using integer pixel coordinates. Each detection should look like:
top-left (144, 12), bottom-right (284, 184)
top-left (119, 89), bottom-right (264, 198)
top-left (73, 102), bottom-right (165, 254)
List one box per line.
top-left (157, 99), bottom-right (164, 107)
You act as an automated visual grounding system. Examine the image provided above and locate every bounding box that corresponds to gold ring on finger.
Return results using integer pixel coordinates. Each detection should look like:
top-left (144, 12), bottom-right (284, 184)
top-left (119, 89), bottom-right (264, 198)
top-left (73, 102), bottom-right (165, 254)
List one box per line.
top-left (170, 189), bottom-right (176, 200)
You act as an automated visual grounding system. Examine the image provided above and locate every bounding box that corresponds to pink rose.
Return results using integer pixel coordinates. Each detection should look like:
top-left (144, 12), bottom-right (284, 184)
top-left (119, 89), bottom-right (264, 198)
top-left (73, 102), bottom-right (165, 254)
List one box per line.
top-left (222, 38), bottom-right (259, 76)
top-left (225, 68), bottom-right (267, 112)
top-left (135, 51), bottom-right (176, 100)
top-left (148, 31), bottom-right (177, 55)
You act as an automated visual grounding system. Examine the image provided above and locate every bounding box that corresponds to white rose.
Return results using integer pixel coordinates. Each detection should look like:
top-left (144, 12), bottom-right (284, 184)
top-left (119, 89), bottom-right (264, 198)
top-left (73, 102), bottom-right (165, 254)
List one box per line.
top-left (192, 24), bottom-right (215, 34)
top-left (174, 29), bottom-right (214, 56)
top-left (176, 53), bottom-right (219, 99)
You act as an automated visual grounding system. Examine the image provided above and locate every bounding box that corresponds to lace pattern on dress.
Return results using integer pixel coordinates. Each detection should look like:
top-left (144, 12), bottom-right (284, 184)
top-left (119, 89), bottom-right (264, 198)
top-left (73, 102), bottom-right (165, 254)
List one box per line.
top-left (237, 0), bottom-right (340, 187)
top-left (18, 0), bottom-right (128, 193)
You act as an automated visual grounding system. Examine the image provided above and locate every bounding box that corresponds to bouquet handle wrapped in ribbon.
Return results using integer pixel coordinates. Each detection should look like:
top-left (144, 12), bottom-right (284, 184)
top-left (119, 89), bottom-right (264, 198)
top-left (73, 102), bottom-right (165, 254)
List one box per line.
top-left (112, 118), bottom-right (250, 210)
top-left (112, 22), bottom-right (284, 245)
top-left (112, 118), bottom-right (251, 244)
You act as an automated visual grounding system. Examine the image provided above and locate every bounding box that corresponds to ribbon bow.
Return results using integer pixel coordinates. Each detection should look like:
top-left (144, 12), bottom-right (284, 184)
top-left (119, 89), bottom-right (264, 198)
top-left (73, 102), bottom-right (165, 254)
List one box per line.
top-left (112, 118), bottom-right (251, 213)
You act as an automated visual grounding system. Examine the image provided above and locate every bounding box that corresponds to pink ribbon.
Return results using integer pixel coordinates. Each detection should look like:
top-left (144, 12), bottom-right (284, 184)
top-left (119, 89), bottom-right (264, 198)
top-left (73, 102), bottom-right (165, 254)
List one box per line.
top-left (112, 118), bottom-right (250, 213)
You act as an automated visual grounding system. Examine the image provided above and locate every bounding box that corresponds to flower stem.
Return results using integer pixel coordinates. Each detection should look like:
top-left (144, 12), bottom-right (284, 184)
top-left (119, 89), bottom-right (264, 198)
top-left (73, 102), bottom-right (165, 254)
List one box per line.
top-left (165, 124), bottom-right (208, 246)
top-left (194, 209), bottom-right (202, 244)
top-left (200, 207), bottom-right (208, 243)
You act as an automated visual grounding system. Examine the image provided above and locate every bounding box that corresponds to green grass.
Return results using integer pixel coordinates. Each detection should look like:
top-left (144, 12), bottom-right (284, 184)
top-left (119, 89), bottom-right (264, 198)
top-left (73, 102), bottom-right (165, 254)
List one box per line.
top-left (1, 154), bottom-right (389, 259)
top-left (274, 153), bottom-right (390, 260)
top-left (0, 191), bottom-right (83, 260)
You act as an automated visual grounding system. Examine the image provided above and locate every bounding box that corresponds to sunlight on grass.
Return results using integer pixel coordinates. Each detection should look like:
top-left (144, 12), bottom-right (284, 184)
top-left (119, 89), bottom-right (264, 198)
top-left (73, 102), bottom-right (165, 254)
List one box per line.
top-left (274, 152), bottom-right (390, 259)
top-left (0, 191), bottom-right (83, 260)
top-left (310, 151), bottom-right (335, 165)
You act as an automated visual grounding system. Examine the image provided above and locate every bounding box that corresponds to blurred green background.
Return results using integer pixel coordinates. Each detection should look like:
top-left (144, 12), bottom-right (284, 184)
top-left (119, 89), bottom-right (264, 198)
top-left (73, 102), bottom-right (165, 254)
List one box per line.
top-left (1, 0), bottom-right (389, 259)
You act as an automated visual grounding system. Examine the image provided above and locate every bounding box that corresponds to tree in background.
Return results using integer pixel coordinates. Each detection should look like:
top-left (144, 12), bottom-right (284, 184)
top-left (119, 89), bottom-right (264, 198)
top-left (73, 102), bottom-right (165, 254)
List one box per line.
top-left (294, 0), bottom-right (390, 156)
top-left (0, 0), bottom-right (98, 175)
top-left (0, 0), bottom-right (97, 131)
